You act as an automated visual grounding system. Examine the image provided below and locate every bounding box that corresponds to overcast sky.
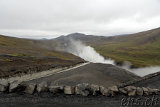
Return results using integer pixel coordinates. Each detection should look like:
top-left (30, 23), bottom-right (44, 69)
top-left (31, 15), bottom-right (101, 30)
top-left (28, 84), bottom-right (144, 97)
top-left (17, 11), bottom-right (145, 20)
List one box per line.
top-left (0, 0), bottom-right (160, 39)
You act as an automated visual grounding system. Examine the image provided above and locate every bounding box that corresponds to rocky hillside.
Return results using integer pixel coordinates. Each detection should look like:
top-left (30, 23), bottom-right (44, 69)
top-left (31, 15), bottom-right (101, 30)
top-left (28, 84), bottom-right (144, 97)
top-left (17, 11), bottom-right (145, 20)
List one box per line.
top-left (54, 27), bottom-right (160, 67)
top-left (0, 35), bottom-right (84, 78)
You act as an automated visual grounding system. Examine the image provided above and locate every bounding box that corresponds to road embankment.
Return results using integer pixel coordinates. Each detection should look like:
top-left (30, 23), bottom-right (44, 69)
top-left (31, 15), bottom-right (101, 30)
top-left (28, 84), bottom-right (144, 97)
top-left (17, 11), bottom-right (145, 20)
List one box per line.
top-left (0, 62), bottom-right (90, 86)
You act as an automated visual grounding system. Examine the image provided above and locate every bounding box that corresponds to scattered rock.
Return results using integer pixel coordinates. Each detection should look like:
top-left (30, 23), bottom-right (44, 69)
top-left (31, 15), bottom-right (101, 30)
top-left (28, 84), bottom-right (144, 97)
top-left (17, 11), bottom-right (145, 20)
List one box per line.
top-left (81, 90), bottom-right (90, 96)
top-left (158, 89), bottom-right (160, 95)
top-left (64, 86), bottom-right (75, 94)
top-left (49, 85), bottom-right (64, 94)
top-left (1, 80), bottom-right (159, 97)
top-left (0, 81), bottom-right (9, 92)
top-left (109, 86), bottom-right (119, 92)
top-left (128, 90), bottom-right (136, 96)
top-left (152, 89), bottom-right (159, 95)
top-left (90, 84), bottom-right (100, 95)
top-left (125, 86), bottom-right (136, 96)
top-left (0, 81), bottom-right (8, 87)
top-left (125, 86), bottom-right (136, 91)
top-left (75, 86), bottom-right (81, 95)
top-left (9, 81), bottom-right (21, 92)
top-left (102, 88), bottom-right (110, 96)
top-left (119, 88), bottom-right (127, 94)
top-left (75, 83), bottom-right (90, 96)
top-left (142, 87), bottom-right (149, 95)
top-left (37, 81), bottom-right (48, 93)
top-left (24, 83), bottom-right (36, 94)
top-left (99, 86), bottom-right (105, 95)
top-left (147, 87), bottom-right (155, 95)
top-left (136, 87), bottom-right (143, 96)
top-left (109, 86), bottom-right (119, 96)
top-left (0, 84), bottom-right (6, 92)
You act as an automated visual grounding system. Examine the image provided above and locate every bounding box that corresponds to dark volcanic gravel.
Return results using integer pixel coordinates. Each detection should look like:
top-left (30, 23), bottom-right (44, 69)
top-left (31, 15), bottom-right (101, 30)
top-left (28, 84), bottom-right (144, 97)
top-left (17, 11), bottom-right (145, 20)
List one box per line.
top-left (133, 74), bottom-right (160, 89)
top-left (24, 63), bottom-right (140, 88)
top-left (0, 92), bottom-right (159, 107)
top-left (1, 63), bottom-right (160, 107)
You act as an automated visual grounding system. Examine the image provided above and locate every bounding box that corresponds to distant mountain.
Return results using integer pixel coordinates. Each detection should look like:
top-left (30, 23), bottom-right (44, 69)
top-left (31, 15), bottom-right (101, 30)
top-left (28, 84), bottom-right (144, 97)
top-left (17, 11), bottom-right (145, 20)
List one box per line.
top-left (93, 27), bottom-right (160, 67)
top-left (1, 27), bottom-right (160, 68)
top-left (0, 34), bottom-right (83, 60)
top-left (55, 27), bottom-right (160, 45)
top-left (54, 27), bottom-right (160, 67)
top-left (55, 33), bottom-right (110, 45)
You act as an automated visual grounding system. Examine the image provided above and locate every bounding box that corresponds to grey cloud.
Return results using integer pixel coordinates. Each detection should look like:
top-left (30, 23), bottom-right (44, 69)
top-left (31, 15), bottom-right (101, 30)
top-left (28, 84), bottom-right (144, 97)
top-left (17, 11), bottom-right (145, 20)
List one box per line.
top-left (0, 0), bottom-right (160, 38)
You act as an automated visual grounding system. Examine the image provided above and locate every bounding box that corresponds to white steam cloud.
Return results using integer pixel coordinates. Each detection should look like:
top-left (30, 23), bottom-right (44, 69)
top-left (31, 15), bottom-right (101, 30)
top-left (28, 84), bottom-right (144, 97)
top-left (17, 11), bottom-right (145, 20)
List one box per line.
top-left (64, 39), bottom-right (160, 77)
top-left (131, 67), bottom-right (160, 77)
top-left (65, 39), bottom-right (114, 64)
top-left (122, 61), bottom-right (160, 77)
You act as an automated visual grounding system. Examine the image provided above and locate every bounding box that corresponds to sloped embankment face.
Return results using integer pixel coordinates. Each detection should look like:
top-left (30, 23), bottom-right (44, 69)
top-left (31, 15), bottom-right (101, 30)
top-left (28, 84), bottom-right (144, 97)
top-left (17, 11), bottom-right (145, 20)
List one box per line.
top-left (0, 35), bottom-right (85, 78)
top-left (0, 55), bottom-right (85, 78)
top-left (132, 72), bottom-right (160, 89)
top-left (26, 63), bottom-right (141, 88)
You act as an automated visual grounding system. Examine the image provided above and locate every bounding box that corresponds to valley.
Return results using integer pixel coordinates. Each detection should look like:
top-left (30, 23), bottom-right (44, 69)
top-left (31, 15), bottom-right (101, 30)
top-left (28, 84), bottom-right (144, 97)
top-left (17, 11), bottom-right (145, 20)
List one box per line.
top-left (0, 27), bottom-right (160, 107)
top-left (54, 27), bottom-right (160, 67)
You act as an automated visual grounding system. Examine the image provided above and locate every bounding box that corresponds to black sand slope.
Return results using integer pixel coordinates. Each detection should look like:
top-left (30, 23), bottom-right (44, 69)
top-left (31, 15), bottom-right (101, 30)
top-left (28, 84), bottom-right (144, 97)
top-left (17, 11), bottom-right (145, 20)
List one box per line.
top-left (133, 73), bottom-right (160, 89)
top-left (25, 63), bottom-right (140, 88)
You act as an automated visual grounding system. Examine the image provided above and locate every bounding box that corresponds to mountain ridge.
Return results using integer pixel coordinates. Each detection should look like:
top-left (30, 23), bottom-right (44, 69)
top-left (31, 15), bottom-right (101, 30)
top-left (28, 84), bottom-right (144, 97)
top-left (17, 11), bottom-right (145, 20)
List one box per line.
top-left (54, 27), bottom-right (160, 67)
top-left (0, 27), bottom-right (160, 67)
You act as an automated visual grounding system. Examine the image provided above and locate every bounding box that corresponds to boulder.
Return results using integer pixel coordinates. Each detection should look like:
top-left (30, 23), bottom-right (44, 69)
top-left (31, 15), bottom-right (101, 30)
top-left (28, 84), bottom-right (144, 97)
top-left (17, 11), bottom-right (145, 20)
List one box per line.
top-left (0, 81), bottom-right (8, 87)
top-left (0, 84), bottom-right (6, 92)
top-left (77, 83), bottom-right (89, 89)
top-left (158, 89), bottom-right (160, 95)
top-left (125, 86), bottom-right (136, 96)
top-left (75, 85), bottom-right (90, 96)
top-left (37, 81), bottom-right (48, 93)
top-left (81, 90), bottom-right (90, 96)
top-left (136, 87), bottom-right (143, 96)
top-left (142, 87), bottom-right (149, 95)
top-left (49, 85), bottom-right (64, 94)
top-left (102, 88), bottom-right (110, 96)
top-left (119, 88), bottom-right (127, 94)
top-left (24, 83), bottom-right (36, 94)
top-left (99, 86), bottom-right (105, 95)
top-left (125, 86), bottom-right (136, 91)
top-left (0, 81), bottom-right (9, 92)
top-left (9, 81), bottom-right (21, 92)
top-left (64, 86), bottom-right (75, 94)
top-left (147, 87), bottom-right (156, 95)
top-left (109, 86), bottom-right (119, 96)
top-left (109, 86), bottom-right (119, 92)
top-left (75, 83), bottom-right (90, 96)
top-left (152, 89), bottom-right (159, 95)
top-left (128, 90), bottom-right (136, 96)
top-left (90, 84), bottom-right (100, 95)
top-left (75, 86), bottom-right (81, 95)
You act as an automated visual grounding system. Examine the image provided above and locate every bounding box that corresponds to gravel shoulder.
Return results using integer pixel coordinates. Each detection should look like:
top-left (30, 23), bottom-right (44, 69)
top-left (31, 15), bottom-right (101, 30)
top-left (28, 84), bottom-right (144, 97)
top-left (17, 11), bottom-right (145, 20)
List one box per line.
top-left (0, 92), bottom-right (159, 107)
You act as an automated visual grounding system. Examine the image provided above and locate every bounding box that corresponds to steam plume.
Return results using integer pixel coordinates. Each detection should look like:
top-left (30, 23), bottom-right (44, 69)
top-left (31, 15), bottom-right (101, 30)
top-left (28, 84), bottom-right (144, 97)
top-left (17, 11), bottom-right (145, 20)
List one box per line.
top-left (64, 39), bottom-right (114, 64)
top-left (122, 61), bottom-right (160, 77)
top-left (62, 39), bottom-right (160, 77)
